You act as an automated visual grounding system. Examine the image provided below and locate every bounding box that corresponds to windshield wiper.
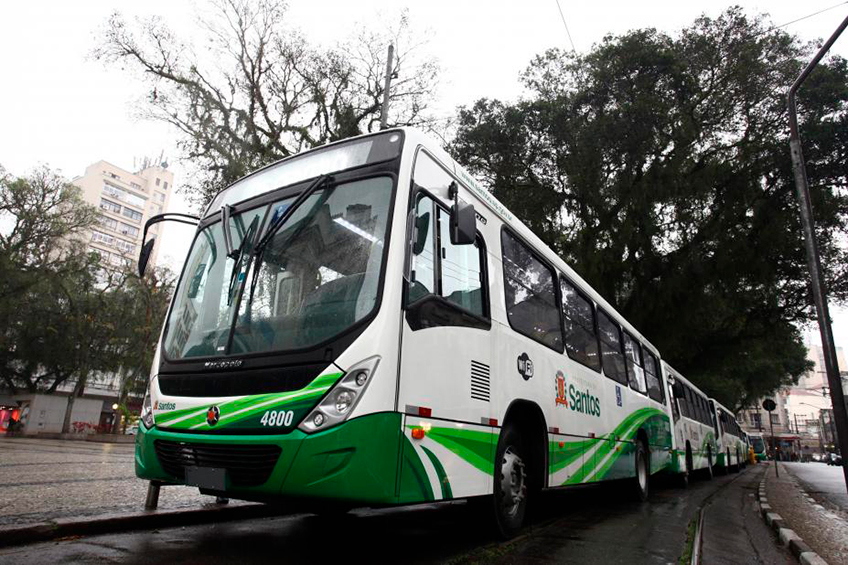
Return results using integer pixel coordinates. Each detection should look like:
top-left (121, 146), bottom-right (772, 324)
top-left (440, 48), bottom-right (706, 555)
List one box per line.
top-left (226, 215), bottom-right (260, 306)
top-left (245, 174), bottom-right (333, 305)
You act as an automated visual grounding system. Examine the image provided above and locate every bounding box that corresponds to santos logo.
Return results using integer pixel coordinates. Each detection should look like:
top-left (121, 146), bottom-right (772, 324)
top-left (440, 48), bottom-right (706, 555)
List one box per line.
top-left (555, 372), bottom-right (600, 417)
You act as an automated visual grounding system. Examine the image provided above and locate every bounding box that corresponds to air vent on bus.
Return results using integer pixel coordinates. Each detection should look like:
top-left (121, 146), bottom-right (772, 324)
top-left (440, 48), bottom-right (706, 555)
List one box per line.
top-left (471, 360), bottom-right (490, 402)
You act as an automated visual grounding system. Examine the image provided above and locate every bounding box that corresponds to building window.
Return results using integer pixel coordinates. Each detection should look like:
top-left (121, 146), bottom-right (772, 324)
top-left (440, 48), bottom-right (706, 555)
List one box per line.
top-left (103, 183), bottom-right (146, 209)
top-left (99, 198), bottom-right (121, 214)
top-left (98, 215), bottom-right (118, 230)
top-left (122, 208), bottom-right (143, 222)
top-left (130, 182), bottom-right (142, 190)
top-left (115, 239), bottom-right (135, 254)
top-left (770, 413), bottom-right (780, 425)
top-left (119, 222), bottom-right (140, 237)
top-left (155, 178), bottom-right (161, 186)
top-left (156, 192), bottom-right (166, 202)
top-left (163, 181), bottom-right (169, 190)
top-left (91, 230), bottom-right (115, 247)
top-left (501, 229), bottom-right (562, 351)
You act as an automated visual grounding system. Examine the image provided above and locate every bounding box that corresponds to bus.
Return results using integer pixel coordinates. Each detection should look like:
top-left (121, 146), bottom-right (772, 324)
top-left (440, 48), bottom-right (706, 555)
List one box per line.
top-left (135, 127), bottom-right (688, 537)
top-left (749, 432), bottom-right (767, 461)
top-left (710, 400), bottom-right (746, 473)
top-left (664, 365), bottom-right (718, 482)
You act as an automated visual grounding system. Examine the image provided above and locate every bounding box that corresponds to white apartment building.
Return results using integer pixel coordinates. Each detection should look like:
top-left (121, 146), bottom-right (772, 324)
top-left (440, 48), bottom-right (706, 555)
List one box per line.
top-left (73, 160), bottom-right (174, 271)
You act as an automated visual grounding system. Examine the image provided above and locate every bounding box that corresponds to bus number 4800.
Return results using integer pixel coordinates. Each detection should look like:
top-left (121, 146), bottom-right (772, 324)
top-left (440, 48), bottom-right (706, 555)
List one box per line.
top-left (260, 410), bottom-right (294, 427)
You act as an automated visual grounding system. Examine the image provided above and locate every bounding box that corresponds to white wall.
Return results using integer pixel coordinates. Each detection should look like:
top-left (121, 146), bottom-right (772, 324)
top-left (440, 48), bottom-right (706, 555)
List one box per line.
top-left (19, 395), bottom-right (105, 433)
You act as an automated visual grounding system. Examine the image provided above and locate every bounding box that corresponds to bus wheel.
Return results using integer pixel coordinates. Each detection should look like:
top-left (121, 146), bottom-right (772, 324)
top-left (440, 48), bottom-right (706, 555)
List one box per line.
top-left (704, 449), bottom-right (714, 480)
top-left (679, 447), bottom-right (693, 489)
top-left (633, 440), bottom-right (650, 501)
top-left (493, 425), bottom-right (527, 539)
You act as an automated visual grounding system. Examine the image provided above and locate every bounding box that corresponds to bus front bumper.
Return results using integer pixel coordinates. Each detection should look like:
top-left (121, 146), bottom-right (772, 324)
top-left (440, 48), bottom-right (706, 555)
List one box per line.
top-left (135, 412), bottom-right (403, 505)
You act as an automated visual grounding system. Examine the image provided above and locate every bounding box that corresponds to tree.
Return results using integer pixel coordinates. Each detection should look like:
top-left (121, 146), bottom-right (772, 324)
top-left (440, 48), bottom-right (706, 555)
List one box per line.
top-left (450, 8), bottom-right (848, 409)
top-left (1, 166), bottom-right (176, 431)
top-left (95, 0), bottom-right (441, 209)
top-left (0, 166), bottom-right (100, 393)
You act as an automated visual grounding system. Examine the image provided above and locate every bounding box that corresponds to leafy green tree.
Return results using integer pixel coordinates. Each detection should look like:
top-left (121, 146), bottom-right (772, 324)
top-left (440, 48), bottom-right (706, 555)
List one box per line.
top-left (450, 8), bottom-right (847, 409)
top-left (95, 0), bottom-right (441, 208)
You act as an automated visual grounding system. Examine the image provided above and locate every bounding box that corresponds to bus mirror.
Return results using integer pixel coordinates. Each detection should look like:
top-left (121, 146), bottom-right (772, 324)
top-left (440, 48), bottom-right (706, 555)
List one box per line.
top-left (138, 239), bottom-right (155, 278)
top-left (450, 199), bottom-right (476, 245)
top-left (413, 211), bottom-right (430, 255)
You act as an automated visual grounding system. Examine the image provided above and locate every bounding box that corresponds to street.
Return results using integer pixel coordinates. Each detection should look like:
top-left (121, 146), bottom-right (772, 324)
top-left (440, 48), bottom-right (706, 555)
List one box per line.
top-left (0, 438), bottom-right (250, 528)
top-left (782, 461), bottom-right (848, 513)
top-left (0, 453), bottom-right (789, 564)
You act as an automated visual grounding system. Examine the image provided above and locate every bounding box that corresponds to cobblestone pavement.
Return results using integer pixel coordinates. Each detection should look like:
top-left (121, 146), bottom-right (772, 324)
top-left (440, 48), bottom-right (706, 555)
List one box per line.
top-left (765, 461), bottom-right (848, 565)
top-left (0, 437), bottom-right (249, 528)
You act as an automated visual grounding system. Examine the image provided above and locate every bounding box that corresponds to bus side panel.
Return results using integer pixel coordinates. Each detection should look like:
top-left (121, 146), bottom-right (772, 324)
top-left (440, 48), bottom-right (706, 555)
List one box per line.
top-left (399, 415), bottom-right (495, 502)
top-left (549, 433), bottom-right (594, 485)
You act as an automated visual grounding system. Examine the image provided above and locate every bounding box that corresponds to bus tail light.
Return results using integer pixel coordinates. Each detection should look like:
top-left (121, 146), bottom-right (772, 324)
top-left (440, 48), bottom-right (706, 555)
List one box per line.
top-left (411, 427), bottom-right (426, 440)
top-left (298, 356), bottom-right (380, 434)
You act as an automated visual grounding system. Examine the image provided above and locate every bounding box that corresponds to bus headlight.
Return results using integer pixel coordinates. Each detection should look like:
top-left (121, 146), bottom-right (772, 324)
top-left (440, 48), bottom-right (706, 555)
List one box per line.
top-left (299, 356), bottom-right (379, 433)
top-left (140, 383), bottom-right (155, 429)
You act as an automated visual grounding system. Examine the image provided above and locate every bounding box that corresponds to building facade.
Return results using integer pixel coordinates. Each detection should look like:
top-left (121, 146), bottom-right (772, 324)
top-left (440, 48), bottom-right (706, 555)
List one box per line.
top-left (72, 160), bottom-right (174, 271)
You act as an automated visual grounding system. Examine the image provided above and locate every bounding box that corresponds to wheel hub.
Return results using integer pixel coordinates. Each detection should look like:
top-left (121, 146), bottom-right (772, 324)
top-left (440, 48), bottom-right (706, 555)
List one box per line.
top-left (499, 447), bottom-right (526, 517)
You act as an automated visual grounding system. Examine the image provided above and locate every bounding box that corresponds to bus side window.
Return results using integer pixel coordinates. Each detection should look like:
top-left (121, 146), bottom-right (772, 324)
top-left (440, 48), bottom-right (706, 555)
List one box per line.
top-left (408, 194), bottom-right (436, 304)
top-left (437, 207), bottom-right (485, 317)
top-left (560, 277), bottom-right (601, 372)
top-left (644, 351), bottom-right (664, 403)
top-left (501, 230), bottom-right (563, 351)
top-left (623, 332), bottom-right (647, 395)
top-left (597, 310), bottom-right (627, 384)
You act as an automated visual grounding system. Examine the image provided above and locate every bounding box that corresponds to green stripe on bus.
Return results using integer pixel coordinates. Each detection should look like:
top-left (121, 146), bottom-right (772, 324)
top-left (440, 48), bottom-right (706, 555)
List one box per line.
top-left (420, 445), bottom-right (453, 499)
top-left (420, 427), bottom-right (496, 475)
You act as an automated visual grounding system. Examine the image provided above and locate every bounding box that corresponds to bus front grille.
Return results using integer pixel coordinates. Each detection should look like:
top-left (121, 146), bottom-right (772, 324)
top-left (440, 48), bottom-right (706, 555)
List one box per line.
top-left (154, 440), bottom-right (281, 487)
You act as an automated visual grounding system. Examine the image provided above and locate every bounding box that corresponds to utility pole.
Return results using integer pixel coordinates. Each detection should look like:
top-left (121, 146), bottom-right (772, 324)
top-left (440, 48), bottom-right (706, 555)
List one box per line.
top-left (380, 43), bottom-right (395, 130)
top-left (787, 14), bottom-right (848, 492)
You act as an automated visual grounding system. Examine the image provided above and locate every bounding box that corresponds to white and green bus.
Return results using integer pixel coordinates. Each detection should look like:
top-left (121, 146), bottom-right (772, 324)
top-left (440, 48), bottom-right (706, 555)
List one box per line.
top-left (136, 128), bottom-right (681, 537)
top-left (664, 366), bottom-right (719, 482)
top-left (711, 400), bottom-right (746, 473)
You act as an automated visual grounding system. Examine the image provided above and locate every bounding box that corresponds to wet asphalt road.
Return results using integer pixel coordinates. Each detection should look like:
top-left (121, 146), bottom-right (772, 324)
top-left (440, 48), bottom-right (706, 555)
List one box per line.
top-left (781, 461), bottom-right (848, 513)
top-left (0, 464), bottom-right (779, 564)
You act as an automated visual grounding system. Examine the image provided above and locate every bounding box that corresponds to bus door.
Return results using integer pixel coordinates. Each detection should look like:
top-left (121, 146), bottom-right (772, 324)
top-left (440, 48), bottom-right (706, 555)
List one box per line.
top-left (397, 153), bottom-right (494, 499)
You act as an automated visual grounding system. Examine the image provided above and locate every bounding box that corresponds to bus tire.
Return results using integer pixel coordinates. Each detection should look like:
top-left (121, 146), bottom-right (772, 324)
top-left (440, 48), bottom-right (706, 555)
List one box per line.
top-left (704, 448), bottom-right (714, 480)
top-left (633, 440), bottom-right (650, 501)
top-left (679, 446), bottom-right (692, 488)
top-left (493, 424), bottom-right (527, 539)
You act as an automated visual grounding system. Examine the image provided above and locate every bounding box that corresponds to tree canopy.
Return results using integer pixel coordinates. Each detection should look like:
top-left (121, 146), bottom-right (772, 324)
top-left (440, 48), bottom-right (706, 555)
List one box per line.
top-left (0, 166), bottom-right (175, 430)
top-left (450, 8), bottom-right (848, 409)
top-left (95, 0), bottom-right (441, 209)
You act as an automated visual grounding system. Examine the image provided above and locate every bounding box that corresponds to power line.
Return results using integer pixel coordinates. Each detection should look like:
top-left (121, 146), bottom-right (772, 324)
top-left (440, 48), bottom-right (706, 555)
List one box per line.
top-left (554, 0), bottom-right (577, 54)
top-left (761, 1), bottom-right (848, 37)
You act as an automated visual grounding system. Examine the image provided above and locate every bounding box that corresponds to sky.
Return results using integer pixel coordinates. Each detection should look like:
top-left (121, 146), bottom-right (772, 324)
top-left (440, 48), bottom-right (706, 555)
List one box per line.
top-left (2, 0), bottom-right (848, 346)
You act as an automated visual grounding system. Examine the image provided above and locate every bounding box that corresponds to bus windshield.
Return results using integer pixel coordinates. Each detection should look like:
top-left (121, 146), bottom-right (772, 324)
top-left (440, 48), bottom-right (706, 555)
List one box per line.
top-left (751, 436), bottom-right (765, 452)
top-left (164, 176), bottom-right (394, 360)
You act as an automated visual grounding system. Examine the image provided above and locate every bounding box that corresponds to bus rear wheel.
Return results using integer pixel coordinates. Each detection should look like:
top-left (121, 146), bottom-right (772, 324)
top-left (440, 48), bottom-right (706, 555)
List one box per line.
top-left (493, 425), bottom-right (527, 539)
top-left (633, 440), bottom-right (650, 501)
top-left (704, 448), bottom-right (714, 480)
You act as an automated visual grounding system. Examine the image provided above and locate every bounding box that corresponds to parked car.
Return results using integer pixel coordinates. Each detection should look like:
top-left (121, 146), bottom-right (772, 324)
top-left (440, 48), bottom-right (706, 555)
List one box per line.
top-left (827, 453), bottom-right (843, 466)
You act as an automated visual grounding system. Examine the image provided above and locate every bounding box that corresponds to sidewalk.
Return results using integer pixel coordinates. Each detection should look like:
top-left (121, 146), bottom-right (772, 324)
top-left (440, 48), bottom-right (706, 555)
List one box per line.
top-left (700, 464), bottom-right (793, 564)
top-left (764, 462), bottom-right (848, 564)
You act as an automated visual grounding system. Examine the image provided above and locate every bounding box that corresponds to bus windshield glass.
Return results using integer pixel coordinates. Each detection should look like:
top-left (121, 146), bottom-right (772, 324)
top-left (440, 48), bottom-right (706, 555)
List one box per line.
top-left (164, 176), bottom-right (394, 359)
top-left (205, 132), bottom-right (403, 215)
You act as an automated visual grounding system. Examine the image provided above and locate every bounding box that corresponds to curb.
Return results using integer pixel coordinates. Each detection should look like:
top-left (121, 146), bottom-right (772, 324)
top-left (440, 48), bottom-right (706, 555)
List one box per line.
top-left (0, 502), bottom-right (287, 549)
top-left (757, 470), bottom-right (829, 565)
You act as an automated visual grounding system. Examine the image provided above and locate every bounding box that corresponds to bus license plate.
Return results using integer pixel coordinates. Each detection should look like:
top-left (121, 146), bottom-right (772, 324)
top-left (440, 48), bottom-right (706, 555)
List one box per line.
top-left (184, 466), bottom-right (226, 490)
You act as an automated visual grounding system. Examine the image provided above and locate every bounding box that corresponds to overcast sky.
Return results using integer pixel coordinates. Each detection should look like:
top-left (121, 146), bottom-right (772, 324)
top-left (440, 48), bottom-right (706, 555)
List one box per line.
top-left (2, 0), bottom-right (848, 348)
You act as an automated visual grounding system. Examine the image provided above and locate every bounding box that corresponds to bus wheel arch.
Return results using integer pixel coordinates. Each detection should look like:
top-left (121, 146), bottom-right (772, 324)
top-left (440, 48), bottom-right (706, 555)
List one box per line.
top-left (491, 399), bottom-right (547, 538)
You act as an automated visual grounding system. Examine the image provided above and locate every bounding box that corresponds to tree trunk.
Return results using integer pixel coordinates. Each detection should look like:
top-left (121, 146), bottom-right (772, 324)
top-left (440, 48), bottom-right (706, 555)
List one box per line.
top-left (61, 371), bottom-right (88, 434)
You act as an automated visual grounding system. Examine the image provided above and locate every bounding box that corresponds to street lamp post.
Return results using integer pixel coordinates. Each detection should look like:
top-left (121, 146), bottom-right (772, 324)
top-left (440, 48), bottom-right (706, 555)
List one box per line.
top-left (787, 13), bottom-right (848, 493)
